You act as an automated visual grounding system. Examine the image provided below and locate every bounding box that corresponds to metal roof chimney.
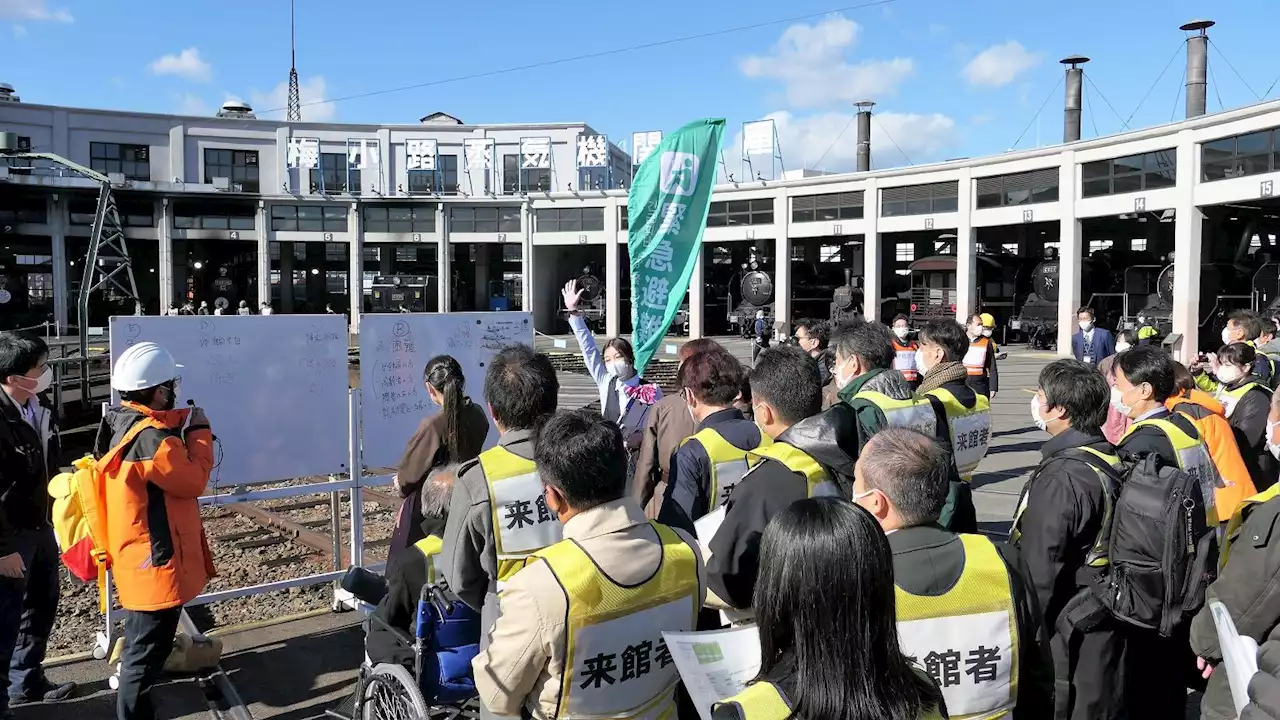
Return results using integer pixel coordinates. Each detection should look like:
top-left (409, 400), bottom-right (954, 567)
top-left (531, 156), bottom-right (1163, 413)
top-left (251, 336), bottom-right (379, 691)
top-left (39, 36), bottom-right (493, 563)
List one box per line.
top-left (1061, 56), bottom-right (1088, 142)
top-left (854, 100), bottom-right (874, 173)
top-left (1182, 20), bottom-right (1214, 118)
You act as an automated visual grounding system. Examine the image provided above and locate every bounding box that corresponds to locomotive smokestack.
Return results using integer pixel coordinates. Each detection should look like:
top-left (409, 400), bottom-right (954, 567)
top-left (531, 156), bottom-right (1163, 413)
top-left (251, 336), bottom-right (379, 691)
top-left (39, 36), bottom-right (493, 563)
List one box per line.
top-left (1182, 20), bottom-right (1214, 118)
top-left (1061, 56), bottom-right (1089, 142)
top-left (855, 100), bottom-right (875, 172)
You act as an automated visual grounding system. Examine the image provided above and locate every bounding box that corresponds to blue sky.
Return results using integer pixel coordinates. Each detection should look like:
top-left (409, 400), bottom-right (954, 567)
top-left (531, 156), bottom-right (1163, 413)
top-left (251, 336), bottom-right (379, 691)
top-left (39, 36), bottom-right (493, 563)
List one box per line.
top-left (3, 0), bottom-right (1278, 173)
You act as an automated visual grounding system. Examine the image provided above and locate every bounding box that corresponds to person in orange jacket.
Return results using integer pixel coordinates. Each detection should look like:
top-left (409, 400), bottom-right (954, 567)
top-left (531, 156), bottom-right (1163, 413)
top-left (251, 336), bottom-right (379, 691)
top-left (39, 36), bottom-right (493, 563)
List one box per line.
top-left (95, 342), bottom-right (215, 720)
top-left (1168, 362), bottom-right (1256, 523)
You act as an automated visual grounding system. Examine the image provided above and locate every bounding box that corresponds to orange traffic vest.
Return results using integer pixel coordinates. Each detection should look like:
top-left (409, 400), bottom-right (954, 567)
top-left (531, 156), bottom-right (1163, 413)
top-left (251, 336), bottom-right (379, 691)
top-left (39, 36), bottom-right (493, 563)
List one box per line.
top-left (892, 339), bottom-right (919, 382)
top-left (964, 337), bottom-right (992, 377)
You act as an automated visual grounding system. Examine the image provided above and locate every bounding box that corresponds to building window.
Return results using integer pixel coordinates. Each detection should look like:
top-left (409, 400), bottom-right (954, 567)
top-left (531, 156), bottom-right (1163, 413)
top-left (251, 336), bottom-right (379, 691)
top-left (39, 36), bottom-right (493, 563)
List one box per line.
top-left (203, 149), bottom-right (260, 193)
top-left (450, 206), bottom-right (521, 233)
top-left (325, 242), bottom-right (347, 262)
top-left (1131, 237), bottom-right (1148, 252)
top-left (791, 191), bottom-right (864, 223)
top-left (975, 168), bottom-right (1059, 208)
top-left (0, 196), bottom-right (46, 225)
top-left (310, 153), bottom-right (359, 194)
top-left (1202, 128), bottom-right (1280, 181)
top-left (820, 245), bottom-right (843, 262)
top-left (69, 197), bottom-right (154, 227)
top-left (408, 155), bottom-right (459, 195)
top-left (881, 181), bottom-right (959, 217)
top-left (535, 207), bottom-right (605, 232)
top-left (619, 206), bottom-right (628, 230)
top-left (502, 154), bottom-right (551, 192)
top-left (90, 142), bottom-right (150, 181)
top-left (579, 167), bottom-right (611, 191)
top-left (363, 204), bottom-right (436, 233)
top-left (172, 200), bottom-right (256, 231)
top-left (271, 205), bottom-right (348, 233)
top-left (1001, 242), bottom-right (1020, 254)
top-left (1081, 149), bottom-right (1176, 197)
top-left (707, 198), bottom-right (774, 227)
top-left (895, 243), bottom-right (915, 262)
top-left (1089, 239), bottom-right (1114, 254)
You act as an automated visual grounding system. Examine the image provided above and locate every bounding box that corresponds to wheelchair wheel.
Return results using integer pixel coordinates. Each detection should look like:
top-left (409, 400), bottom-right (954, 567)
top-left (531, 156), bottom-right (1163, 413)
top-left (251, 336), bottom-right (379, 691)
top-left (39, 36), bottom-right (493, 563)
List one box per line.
top-left (362, 664), bottom-right (430, 720)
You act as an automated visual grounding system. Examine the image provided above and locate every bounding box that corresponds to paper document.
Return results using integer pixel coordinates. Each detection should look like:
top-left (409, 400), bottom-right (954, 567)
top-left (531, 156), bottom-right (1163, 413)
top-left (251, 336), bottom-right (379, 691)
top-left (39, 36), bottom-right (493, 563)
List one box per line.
top-left (662, 627), bottom-right (762, 720)
top-left (1210, 600), bottom-right (1259, 716)
top-left (694, 507), bottom-right (727, 559)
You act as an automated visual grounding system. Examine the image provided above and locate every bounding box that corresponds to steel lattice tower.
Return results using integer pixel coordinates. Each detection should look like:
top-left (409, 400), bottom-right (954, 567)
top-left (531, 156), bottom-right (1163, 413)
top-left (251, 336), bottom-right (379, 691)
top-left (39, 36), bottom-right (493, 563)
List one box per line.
top-left (286, 0), bottom-right (301, 122)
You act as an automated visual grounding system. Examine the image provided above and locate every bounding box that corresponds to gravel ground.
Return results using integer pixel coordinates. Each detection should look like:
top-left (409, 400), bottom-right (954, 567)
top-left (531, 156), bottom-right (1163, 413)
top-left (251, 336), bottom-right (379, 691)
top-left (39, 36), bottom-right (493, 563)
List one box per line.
top-left (48, 481), bottom-right (397, 658)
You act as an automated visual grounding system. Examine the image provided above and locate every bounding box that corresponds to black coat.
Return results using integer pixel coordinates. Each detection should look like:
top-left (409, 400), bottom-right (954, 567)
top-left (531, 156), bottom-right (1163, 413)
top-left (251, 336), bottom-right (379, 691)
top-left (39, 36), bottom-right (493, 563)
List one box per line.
top-left (1012, 428), bottom-right (1126, 720)
top-left (1222, 376), bottom-right (1277, 492)
top-left (0, 388), bottom-right (59, 554)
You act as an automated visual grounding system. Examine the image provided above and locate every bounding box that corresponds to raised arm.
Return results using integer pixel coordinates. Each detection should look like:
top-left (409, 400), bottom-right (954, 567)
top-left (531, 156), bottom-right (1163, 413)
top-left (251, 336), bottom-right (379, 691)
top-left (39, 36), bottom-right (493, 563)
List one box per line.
top-left (563, 280), bottom-right (610, 386)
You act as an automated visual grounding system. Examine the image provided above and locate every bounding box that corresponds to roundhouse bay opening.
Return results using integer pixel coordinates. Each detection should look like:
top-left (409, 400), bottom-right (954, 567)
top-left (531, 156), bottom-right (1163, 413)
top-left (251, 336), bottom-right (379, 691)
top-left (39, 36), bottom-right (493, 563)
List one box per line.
top-left (359, 202), bottom-right (439, 315)
top-left (0, 187), bottom-right (55, 330)
top-left (174, 198), bottom-right (260, 313)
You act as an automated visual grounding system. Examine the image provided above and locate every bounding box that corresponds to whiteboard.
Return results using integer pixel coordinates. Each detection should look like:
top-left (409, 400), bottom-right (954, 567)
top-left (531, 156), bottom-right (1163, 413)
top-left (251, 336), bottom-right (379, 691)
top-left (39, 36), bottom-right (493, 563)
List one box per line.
top-left (108, 315), bottom-right (351, 486)
top-left (359, 312), bottom-right (533, 469)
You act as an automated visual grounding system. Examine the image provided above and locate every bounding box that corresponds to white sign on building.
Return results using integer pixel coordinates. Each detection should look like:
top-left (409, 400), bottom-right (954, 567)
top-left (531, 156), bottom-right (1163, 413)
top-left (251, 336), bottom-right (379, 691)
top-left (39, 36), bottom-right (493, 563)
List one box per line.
top-left (347, 138), bottom-right (380, 170)
top-left (464, 138), bottom-right (494, 170)
top-left (286, 137), bottom-right (320, 170)
top-left (743, 119), bottom-right (775, 156)
top-left (520, 137), bottom-right (552, 169)
top-left (631, 131), bottom-right (663, 166)
top-left (406, 139), bottom-right (438, 170)
top-left (577, 135), bottom-right (609, 168)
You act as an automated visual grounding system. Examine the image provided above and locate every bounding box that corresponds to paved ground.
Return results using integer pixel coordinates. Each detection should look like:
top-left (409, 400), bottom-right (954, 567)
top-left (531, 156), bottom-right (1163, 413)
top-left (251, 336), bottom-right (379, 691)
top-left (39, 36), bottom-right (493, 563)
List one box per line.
top-left (30, 346), bottom-right (1059, 720)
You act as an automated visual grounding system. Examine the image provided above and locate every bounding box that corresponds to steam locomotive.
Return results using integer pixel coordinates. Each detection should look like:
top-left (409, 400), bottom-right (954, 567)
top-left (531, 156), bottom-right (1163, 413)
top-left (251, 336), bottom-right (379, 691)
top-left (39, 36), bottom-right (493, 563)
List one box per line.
top-left (566, 267), bottom-right (606, 333)
top-left (895, 240), bottom-right (1025, 329)
top-left (368, 275), bottom-right (432, 313)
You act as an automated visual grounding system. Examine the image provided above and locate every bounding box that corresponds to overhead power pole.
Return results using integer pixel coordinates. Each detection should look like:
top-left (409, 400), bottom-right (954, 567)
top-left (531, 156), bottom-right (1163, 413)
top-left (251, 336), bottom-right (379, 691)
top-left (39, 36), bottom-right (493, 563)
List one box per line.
top-left (287, 0), bottom-right (301, 122)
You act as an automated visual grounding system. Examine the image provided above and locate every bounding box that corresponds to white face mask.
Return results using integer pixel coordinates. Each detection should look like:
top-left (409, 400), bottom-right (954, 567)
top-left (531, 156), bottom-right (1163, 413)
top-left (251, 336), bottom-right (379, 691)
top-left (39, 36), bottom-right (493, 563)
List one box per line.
top-left (1031, 394), bottom-right (1048, 432)
top-left (1116, 342), bottom-right (1131, 353)
top-left (607, 359), bottom-right (633, 379)
top-left (915, 348), bottom-right (932, 375)
top-left (981, 328), bottom-right (993, 338)
top-left (1110, 386), bottom-right (1134, 417)
top-left (1223, 328), bottom-right (1235, 346)
top-left (969, 325), bottom-right (983, 338)
top-left (893, 326), bottom-right (909, 340)
top-left (835, 358), bottom-right (857, 390)
top-left (1216, 365), bottom-right (1245, 384)
top-left (1079, 321), bottom-right (1093, 332)
top-left (1268, 419), bottom-right (1280, 459)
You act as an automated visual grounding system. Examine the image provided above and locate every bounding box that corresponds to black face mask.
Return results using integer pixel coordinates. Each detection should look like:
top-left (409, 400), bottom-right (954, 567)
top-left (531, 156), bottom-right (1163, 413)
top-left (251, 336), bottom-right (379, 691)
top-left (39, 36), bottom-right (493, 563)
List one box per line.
top-left (159, 384), bottom-right (178, 411)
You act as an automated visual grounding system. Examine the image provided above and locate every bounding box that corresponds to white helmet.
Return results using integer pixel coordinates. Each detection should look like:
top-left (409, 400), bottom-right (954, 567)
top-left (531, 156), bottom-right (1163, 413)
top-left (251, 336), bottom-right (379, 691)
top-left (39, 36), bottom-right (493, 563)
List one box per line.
top-left (112, 342), bottom-right (183, 391)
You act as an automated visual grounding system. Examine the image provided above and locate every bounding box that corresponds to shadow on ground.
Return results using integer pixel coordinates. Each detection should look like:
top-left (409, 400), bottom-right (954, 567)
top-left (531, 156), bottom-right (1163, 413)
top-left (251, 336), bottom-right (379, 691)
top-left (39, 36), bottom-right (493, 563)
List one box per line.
top-left (223, 623), bottom-right (365, 720)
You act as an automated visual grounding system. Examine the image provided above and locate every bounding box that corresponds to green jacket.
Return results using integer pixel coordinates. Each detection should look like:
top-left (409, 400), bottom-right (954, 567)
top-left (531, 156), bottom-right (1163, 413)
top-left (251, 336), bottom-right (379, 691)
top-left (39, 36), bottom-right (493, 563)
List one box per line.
top-left (836, 367), bottom-right (915, 450)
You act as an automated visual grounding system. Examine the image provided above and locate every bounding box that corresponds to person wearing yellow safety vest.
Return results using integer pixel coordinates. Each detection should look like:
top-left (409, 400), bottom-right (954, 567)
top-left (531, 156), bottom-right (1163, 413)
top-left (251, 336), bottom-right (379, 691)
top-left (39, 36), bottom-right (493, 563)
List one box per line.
top-left (853, 428), bottom-right (1051, 719)
top-left (704, 346), bottom-right (858, 614)
top-left (832, 320), bottom-right (940, 449)
top-left (1257, 317), bottom-right (1280, 390)
top-left (1011, 360), bottom-right (1126, 720)
top-left (657, 349), bottom-right (765, 536)
top-left (441, 345), bottom-right (560, 638)
top-left (713, 498), bottom-right (946, 720)
top-left (915, 319), bottom-right (987, 534)
top-left (367, 463), bottom-right (460, 668)
top-left (963, 313), bottom-right (1000, 399)
top-left (1110, 346), bottom-right (1220, 718)
top-left (473, 409), bottom-right (705, 720)
top-left (1190, 482), bottom-right (1280, 720)
top-left (1204, 343), bottom-right (1277, 493)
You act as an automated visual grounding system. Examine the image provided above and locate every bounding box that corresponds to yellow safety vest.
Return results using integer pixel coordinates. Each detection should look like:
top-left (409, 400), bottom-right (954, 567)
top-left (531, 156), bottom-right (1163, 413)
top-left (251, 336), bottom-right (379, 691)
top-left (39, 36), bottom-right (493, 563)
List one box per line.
top-left (1214, 381), bottom-right (1271, 418)
top-left (853, 390), bottom-right (938, 437)
top-left (1010, 447), bottom-right (1120, 568)
top-left (682, 428), bottom-right (772, 511)
top-left (413, 535), bottom-right (443, 585)
top-left (479, 445), bottom-right (561, 583)
top-left (717, 678), bottom-right (945, 720)
top-left (1220, 483), bottom-right (1280, 567)
top-left (925, 388), bottom-right (992, 480)
top-left (538, 522), bottom-right (699, 720)
top-left (896, 535), bottom-right (1018, 720)
top-left (746, 442), bottom-right (839, 498)
top-left (1121, 417), bottom-right (1220, 523)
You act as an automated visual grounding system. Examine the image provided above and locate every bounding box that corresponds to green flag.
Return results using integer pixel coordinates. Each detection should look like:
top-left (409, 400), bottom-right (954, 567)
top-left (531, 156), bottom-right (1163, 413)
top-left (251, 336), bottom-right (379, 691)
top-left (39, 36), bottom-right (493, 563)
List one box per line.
top-left (628, 118), bottom-right (725, 373)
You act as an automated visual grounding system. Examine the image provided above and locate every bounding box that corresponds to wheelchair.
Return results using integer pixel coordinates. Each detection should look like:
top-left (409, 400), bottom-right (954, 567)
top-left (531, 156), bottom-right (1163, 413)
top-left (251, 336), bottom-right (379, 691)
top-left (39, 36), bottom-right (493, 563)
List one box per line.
top-left (329, 578), bottom-right (483, 720)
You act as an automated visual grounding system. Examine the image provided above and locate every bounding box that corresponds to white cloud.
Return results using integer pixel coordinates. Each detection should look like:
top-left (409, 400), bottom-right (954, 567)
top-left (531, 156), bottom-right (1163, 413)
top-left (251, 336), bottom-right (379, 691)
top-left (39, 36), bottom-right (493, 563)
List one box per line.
top-left (149, 48), bottom-right (212, 83)
top-left (0, 0), bottom-right (71, 22)
top-left (962, 41), bottom-right (1042, 88)
top-left (727, 110), bottom-right (958, 174)
top-left (247, 76), bottom-right (336, 122)
top-left (177, 94), bottom-right (211, 117)
top-left (740, 14), bottom-right (914, 109)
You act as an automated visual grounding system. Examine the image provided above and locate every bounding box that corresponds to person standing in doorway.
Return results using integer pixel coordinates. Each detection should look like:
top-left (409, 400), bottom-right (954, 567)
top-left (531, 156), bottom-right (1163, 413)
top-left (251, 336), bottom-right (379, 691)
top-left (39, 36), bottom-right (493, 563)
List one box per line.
top-left (964, 313), bottom-right (1000, 399)
top-left (1071, 307), bottom-right (1115, 367)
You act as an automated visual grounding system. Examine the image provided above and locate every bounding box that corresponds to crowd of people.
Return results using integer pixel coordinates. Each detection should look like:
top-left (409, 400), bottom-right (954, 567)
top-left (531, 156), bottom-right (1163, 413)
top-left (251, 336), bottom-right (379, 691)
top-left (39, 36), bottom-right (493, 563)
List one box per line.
top-left (15, 297), bottom-right (1280, 720)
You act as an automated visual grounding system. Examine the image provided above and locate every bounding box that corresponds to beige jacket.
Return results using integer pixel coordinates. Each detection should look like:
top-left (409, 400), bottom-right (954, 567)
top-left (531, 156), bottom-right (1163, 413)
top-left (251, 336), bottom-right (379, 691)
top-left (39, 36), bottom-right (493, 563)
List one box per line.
top-left (473, 499), bottom-right (706, 719)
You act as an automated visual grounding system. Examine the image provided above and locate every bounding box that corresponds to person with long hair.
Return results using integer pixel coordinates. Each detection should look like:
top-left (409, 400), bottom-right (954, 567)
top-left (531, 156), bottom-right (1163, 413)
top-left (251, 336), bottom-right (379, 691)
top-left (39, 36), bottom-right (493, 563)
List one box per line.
top-left (389, 355), bottom-right (489, 560)
top-left (714, 497), bottom-right (945, 720)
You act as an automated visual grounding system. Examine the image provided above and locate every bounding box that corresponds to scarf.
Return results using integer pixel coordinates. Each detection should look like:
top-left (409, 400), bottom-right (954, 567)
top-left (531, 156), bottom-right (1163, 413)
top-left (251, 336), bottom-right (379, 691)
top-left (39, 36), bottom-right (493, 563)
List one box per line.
top-left (918, 361), bottom-right (969, 394)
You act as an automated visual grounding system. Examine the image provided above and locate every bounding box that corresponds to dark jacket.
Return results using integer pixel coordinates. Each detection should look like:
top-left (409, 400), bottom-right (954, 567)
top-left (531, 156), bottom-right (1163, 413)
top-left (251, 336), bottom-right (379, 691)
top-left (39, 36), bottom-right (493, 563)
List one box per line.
top-left (367, 511), bottom-right (450, 668)
top-left (1115, 407), bottom-right (1200, 464)
top-left (632, 393), bottom-right (697, 518)
top-left (1192, 493), bottom-right (1280, 720)
top-left (394, 398), bottom-right (488, 498)
top-left (889, 525), bottom-right (1052, 718)
top-left (657, 408), bottom-right (762, 536)
top-left (919, 372), bottom-right (980, 534)
top-left (704, 408), bottom-right (859, 609)
top-left (1012, 428), bottom-right (1126, 720)
top-left (1071, 328), bottom-right (1116, 366)
top-left (1221, 375), bottom-right (1277, 492)
top-left (0, 388), bottom-right (59, 554)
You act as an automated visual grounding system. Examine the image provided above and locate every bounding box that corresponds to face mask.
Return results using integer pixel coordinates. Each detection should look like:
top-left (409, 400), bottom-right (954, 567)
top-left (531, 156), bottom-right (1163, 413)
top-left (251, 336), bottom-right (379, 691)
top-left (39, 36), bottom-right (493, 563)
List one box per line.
top-left (607, 360), bottom-right (633, 379)
top-left (1031, 394), bottom-right (1048, 432)
top-left (1216, 365), bottom-right (1245, 384)
top-left (10, 367), bottom-right (51, 395)
top-left (1223, 328), bottom-right (1234, 346)
top-left (1110, 386), bottom-right (1134, 417)
top-left (834, 359), bottom-right (857, 390)
top-left (893, 326), bottom-right (909, 340)
top-left (969, 325), bottom-right (982, 338)
top-left (1116, 342), bottom-right (1131, 353)
top-left (1079, 321), bottom-right (1093, 332)
top-left (1268, 420), bottom-right (1280, 459)
top-left (915, 348), bottom-right (931, 375)
top-left (981, 328), bottom-right (993, 338)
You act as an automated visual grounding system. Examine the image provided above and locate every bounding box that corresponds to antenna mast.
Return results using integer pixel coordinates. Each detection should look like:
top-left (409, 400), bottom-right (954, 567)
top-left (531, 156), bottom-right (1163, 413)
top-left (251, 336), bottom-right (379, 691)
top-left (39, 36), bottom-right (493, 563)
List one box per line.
top-left (287, 0), bottom-right (301, 122)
